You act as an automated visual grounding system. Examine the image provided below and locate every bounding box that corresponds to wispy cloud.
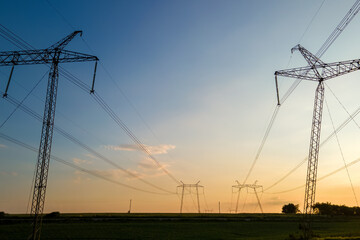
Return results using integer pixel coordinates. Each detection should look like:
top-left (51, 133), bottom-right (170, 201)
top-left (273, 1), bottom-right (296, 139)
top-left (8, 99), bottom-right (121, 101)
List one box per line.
top-left (83, 153), bottom-right (97, 160)
top-left (138, 158), bottom-right (170, 172)
top-left (72, 158), bottom-right (92, 165)
top-left (73, 170), bottom-right (91, 183)
top-left (0, 171), bottom-right (18, 177)
top-left (104, 144), bottom-right (175, 155)
top-left (0, 144), bottom-right (7, 148)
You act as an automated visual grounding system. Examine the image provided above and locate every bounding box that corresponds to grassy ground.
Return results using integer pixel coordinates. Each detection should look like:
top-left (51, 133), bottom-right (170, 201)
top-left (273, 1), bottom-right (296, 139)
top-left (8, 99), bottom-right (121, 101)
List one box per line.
top-left (1, 213), bottom-right (360, 239)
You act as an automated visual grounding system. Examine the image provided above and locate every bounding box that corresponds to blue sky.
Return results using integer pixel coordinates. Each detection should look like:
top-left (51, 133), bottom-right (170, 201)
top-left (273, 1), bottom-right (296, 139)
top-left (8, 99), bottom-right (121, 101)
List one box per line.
top-left (1, 0), bottom-right (360, 213)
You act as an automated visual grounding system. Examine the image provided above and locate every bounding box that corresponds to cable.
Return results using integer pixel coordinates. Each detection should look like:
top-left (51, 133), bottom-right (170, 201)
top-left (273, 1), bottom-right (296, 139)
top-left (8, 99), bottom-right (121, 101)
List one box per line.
top-left (326, 83), bottom-right (360, 129)
top-left (41, 2), bottom-right (181, 182)
top-left (0, 132), bottom-right (171, 195)
top-left (0, 24), bottom-right (34, 50)
top-left (264, 102), bottom-right (360, 192)
top-left (91, 92), bottom-right (180, 184)
top-left (298, 0), bottom-right (326, 44)
top-left (202, 189), bottom-right (210, 212)
top-left (26, 164), bottom-right (37, 214)
top-left (44, 0), bottom-right (76, 30)
top-left (266, 156), bottom-right (360, 194)
top-left (0, 25), bottom-right (179, 189)
top-left (0, 70), bottom-right (48, 213)
top-left (241, 191), bottom-right (248, 213)
top-left (280, 0), bottom-right (360, 105)
top-left (325, 98), bottom-right (359, 206)
top-left (0, 71), bottom-right (48, 129)
top-left (77, 34), bottom-right (181, 184)
top-left (229, 187), bottom-right (234, 212)
top-left (241, 0), bottom-right (359, 184)
top-left (2, 93), bottom-right (176, 194)
top-left (242, 105), bottom-right (279, 184)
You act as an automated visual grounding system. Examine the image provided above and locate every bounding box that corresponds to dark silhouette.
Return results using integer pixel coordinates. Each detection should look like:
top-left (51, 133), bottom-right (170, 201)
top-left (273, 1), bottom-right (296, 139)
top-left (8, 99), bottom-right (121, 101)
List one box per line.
top-left (282, 203), bottom-right (300, 214)
top-left (313, 202), bottom-right (360, 216)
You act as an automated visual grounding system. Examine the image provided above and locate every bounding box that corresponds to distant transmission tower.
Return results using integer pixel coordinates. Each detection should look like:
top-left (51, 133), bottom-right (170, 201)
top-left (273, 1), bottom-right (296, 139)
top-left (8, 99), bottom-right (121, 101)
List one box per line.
top-left (177, 181), bottom-right (203, 213)
top-left (232, 180), bottom-right (263, 214)
top-left (275, 44), bottom-right (360, 239)
top-left (0, 31), bottom-right (98, 240)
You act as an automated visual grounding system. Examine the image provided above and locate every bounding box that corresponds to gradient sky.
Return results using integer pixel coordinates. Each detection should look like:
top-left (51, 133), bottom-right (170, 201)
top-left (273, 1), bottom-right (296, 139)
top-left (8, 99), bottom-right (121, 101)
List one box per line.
top-left (1, 0), bottom-right (360, 214)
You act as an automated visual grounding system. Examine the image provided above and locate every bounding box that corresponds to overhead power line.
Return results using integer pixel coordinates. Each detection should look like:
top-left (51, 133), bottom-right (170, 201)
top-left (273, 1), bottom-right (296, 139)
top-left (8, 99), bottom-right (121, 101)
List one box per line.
top-left (2, 93), bottom-right (175, 194)
top-left (265, 156), bottom-right (360, 195)
top-left (264, 89), bottom-right (360, 192)
top-left (279, 0), bottom-right (360, 104)
top-left (41, 0), bottom-right (181, 184)
top-left (0, 24), bottom-right (179, 186)
top-left (325, 98), bottom-right (359, 206)
top-left (0, 132), bottom-right (170, 195)
top-left (241, 0), bottom-right (360, 185)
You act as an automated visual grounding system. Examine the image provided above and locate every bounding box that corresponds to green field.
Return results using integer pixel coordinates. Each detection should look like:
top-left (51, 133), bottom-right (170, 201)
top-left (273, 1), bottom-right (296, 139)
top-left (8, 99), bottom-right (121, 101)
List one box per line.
top-left (1, 213), bottom-right (360, 239)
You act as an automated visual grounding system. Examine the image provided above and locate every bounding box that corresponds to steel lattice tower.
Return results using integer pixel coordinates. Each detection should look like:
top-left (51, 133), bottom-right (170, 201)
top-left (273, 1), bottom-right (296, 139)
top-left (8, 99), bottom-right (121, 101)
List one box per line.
top-left (232, 180), bottom-right (263, 214)
top-left (177, 181), bottom-right (203, 214)
top-left (275, 44), bottom-right (360, 239)
top-left (0, 31), bottom-right (98, 240)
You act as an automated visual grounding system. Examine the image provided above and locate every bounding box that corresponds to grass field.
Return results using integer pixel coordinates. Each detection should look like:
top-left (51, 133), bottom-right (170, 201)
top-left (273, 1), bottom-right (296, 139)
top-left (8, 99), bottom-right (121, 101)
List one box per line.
top-left (1, 213), bottom-right (360, 239)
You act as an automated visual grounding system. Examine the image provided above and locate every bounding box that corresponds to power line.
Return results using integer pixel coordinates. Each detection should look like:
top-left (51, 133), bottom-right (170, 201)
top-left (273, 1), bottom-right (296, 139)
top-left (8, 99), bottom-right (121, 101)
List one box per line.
top-left (279, 0), bottom-right (360, 105)
top-left (91, 92), bottom-right (180, 184)
top-left (242, 105), bottom-right (279, 184)
top-left (297, 0), bottom-right (326, 44)
top-left (265, 156), bottom-right (360, 194)
top-left (0, 132), bottom-right (171, 195)
top-left (265, 83), bottom-right (360, 193)
top-left (241, 0), bottom-right (360, 185)
top-left (264, 90), bottom-right (360, 192)
top-left (2, 93), bottom-right (175, 194)
top-left (40, 2), bottom-right (182, 184)
top-left (325, 98), bottom-right (359, 206)
top-left (0, 71), bottom-right (48, 129)
top-left (0, 24), bottom-right (178, 189)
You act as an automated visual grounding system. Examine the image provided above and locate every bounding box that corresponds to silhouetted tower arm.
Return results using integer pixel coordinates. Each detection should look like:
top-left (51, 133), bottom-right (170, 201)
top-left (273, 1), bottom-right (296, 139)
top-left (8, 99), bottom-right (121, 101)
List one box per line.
top-left (275, 44), bottom-right (360, 239)
top-left (292, 44), bottom-right (325, 68)
top-left (275, 59), bottom-right (360, 82)
top-left (0, 31), bottom-right (98, 240)
top-left (48, 31), bottom-right (82, 50)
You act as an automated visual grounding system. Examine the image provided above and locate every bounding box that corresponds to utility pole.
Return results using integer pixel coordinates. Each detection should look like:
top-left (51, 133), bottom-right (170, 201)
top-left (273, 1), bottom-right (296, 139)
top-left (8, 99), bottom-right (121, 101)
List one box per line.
top-left (232, 180), bottom-right (263, 214)
top-left (275, 44), bottom-right (360, 239)
top-left (0, 31), bottom-right (98, 240)
top-left (128, 199), bottom-right (132, 213)
top-left (218, 201), bottom-right (221, 214)
top-left (177, 181), bottom-right (203, 214)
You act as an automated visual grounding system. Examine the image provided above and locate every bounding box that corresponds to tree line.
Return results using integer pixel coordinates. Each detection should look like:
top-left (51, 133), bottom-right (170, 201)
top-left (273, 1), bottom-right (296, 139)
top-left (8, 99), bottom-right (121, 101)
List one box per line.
top-left (282, 202), bottom-right (360, 216)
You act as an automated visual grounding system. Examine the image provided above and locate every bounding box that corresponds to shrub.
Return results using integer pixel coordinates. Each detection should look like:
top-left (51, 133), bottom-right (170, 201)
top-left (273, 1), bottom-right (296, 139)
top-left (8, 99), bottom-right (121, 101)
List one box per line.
top-left (45, 211), bottom-right (60, 218)
top-left (282, 203), bottom-right (300, 214)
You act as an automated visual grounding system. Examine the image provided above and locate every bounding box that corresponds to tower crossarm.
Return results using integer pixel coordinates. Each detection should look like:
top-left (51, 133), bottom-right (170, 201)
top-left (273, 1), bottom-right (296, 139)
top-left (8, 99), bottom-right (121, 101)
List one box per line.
top-left (275, 66), bottom-right (320, 81)
top-left (0, 30), bottom-right (98, 240)
top-left (0, 49), bottom-right (98, 66)
top-left (275, 58), bottom-right (360, 82)
top-left (291, 44), bottom-right (325, 67)
top-left (319, 59), bottom-right (360, 80)
top-left (48, 30), bottom-right (82, 50)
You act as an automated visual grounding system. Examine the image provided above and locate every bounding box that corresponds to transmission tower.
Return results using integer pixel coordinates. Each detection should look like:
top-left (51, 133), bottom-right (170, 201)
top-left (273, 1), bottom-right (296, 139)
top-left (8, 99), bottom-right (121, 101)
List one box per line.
top-left (177, 181), bottom-right (203, 213)
top-left (232, 180), bottom-right (263, 214)
top-left (0, 31), bottom-right (98, 240)
top-left (275, 44), bottom-right (360, 239)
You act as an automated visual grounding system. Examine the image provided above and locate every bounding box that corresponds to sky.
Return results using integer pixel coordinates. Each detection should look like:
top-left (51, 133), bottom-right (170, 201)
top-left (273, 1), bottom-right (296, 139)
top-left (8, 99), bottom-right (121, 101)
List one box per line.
top-left (2, 0), bottom-right (360, 214)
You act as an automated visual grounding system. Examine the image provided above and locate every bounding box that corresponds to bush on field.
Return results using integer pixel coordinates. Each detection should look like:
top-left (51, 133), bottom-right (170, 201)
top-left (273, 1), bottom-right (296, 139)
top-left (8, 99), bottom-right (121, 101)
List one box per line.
top-left (0, 211), bottom-right (4, 218)
top-left (45, 211), bottom-right (60, 218)
top-left (282, 203), bottom-right (300, 214)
